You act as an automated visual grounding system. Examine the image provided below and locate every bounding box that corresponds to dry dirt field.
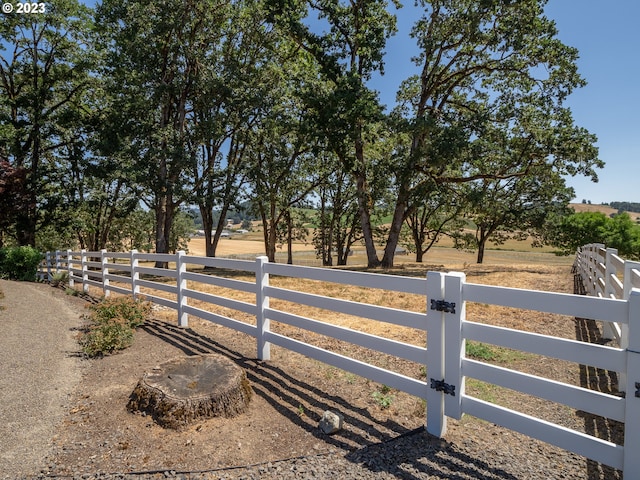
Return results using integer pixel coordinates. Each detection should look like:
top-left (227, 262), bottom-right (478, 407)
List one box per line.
top-left (40, 245), bottom-right (621, 479)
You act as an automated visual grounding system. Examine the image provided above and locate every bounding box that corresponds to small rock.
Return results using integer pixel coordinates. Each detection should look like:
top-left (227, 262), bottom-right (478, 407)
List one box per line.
top-left (319, 410), bottom-right (343, 435)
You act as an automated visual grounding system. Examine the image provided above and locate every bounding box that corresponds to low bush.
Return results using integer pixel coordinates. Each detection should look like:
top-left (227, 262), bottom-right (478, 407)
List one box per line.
top-left (0, 246), bottom-right (42, 281)
top-left (87, 296), bottom-right (151, 329)
top-left (80, 317), bottom-right (135, 357)
top-left (79, 296), bottom-right (151, 357)
top-left (50, 270), bottom-right (69, 287)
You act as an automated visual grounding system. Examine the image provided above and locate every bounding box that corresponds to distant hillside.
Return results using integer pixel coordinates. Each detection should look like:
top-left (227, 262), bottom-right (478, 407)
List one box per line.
top-left (570, 203), bottom-right (640, 222)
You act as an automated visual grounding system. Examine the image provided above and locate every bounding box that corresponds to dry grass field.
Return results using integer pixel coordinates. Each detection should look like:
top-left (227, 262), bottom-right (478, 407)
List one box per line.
top-left (570, 202), bottom-right (640, 221)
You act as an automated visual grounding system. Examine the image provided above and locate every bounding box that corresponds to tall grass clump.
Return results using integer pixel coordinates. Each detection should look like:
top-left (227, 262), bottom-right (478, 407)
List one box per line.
top-left (0, 246), bottom-right (42, 281)
top-left (79, 296), bottom-right (151, 357)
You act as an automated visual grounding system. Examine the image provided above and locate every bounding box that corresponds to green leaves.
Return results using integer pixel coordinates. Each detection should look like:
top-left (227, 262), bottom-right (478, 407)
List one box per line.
top-left (549, 211), bottom-right (640, 259)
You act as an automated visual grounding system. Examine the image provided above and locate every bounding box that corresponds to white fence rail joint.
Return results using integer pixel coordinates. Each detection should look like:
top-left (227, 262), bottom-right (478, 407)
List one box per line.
top-left (37, 247), bottom-right (640, 476)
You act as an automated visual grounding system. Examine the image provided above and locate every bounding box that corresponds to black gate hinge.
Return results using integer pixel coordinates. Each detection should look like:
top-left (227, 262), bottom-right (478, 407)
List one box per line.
top-left (635, 382), bottom-right (640, 398)
top-left (430, 299), bottom-right (456, 314)
top-left (430, 378), bottom-right (456, 396)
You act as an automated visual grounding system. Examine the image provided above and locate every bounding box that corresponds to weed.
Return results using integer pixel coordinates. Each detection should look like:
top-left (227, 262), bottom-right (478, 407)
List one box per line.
top-left (50, 271), bottom-right (69, 287)
top-left (343, 372), bottom-right (357, 384)
top-left (297, 404), bottom-right (305, 416)
top-left (324, 366), bottom-right (337, 380)
top-left (466, 379), bottom-right (499, 404)
top-left (465, 341), bottom-right (497, 361)
top-left (465, 341), bottom-right (529, 364)
top-left (65, 287), bottom-right (79, 296)
top-left (412, 398), bottom-right (427, 417)
top-left (372, 385), bottom-right (394, 409)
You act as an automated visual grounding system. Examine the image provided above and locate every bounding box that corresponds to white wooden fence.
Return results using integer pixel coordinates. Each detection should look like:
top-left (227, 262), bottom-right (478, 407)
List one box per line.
top-left (573, 243), bottom-right (640, 343)
top-left (40, 248), bottom-right (640, 475)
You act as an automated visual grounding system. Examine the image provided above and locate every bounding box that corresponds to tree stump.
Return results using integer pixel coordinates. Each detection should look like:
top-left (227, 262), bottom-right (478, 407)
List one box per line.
top-left (127, 354), bottom-right (252, 430)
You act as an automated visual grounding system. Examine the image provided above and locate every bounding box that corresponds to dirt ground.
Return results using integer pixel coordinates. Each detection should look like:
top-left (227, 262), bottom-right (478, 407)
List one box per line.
top-left (37, 252), bottom-right (625, 478)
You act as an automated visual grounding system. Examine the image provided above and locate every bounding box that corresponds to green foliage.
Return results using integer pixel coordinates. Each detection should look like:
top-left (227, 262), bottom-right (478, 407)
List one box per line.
top-left (50, 271), bottom-right (69, 287)
top-left (465, 341), bottom-right (498, 361)
top-left (0, 246), bottom-right (42, 281)
top-left (79, 296), bottom-right (151, 357)
top-left (0, 0), bottom-right (95, 246)
top-left (80, 317), bottom-right (135, 357)
top-left (0, 0), bottom-right (604, 268)
top-left (465, 341), bottom-right (529, 364)
top-left (372, 385), bottom-right (394, 409)
top-left (87, 296), bottom-right (151, 329)
top-left (548, 212), bottom-right (640, 258)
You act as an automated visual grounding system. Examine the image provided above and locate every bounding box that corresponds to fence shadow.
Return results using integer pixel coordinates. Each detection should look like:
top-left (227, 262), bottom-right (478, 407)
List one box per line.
top-left (141, 319), bottom-right (411, 452)
top-left (141, 319), bottom-right (521, 479)
top-left (573, 273), bottom-right (624, 480)
top-left (345, 428), bottom-right (519, 480)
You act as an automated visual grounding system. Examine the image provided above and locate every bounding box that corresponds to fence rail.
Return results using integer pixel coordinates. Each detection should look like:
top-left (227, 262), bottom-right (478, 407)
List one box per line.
top-left (39, 248), bottom-right (640, 475)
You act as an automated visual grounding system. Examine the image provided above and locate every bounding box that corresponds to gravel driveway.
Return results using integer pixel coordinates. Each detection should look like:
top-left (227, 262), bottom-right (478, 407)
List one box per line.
top-left (0, 280), bottom-right (85, 479)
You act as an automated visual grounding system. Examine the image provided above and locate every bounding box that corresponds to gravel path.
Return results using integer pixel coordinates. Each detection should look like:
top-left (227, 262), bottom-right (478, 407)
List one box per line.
top-left (0, 280), bottom-right (85, 479)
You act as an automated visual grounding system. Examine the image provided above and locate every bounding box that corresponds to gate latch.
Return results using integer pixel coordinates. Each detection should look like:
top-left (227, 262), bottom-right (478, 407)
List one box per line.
top-left (430, 299), bottom-right (456, 314)
top-left (430, 378), bottom-right (456, 396)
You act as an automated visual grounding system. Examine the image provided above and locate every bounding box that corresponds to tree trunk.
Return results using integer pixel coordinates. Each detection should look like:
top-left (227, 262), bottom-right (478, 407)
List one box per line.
top-left (477, 240), bottom-right (486, 264)
top-left (155, 199), bottom-right (169, 267)
top-left (286, 210), bottom-right (293, 265)
top-left (355, 171), bottom-right (379, 268)
top-left (381, 186), bottom-right (411, 268)
top-left (127, 354), bottom-right (252, 430)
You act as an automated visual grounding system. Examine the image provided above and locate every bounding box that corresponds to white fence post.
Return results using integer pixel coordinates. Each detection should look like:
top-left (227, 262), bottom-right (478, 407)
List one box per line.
top-left (426, 271), bottom-right (447, 436)
top-left (45, 251), bottom-right (52, 281)
top-left (131, 249), bottom-right (140, 299)
top-left (177, 250), bottom-right (188, 327)
top-left (256, 256), bottom-right (270, 361)
top-left (623, 288), bottom-right (640, 475)
top-left (602, 248), bottom-right (619, 339)
top-left (623, 261), bottom-right (640, 299)
top-left (67, 249), bottom-right (74, 288)
top-left (591, 244), bottom-right (605, 295)
top-left (55, 250), bottom-right (61, 273)
top-left (101, 249), bottom-right (110, 297)
top-left (81, 249), bottom-right (88, 293)
top-left (444, 272), bottom-right (466, 420)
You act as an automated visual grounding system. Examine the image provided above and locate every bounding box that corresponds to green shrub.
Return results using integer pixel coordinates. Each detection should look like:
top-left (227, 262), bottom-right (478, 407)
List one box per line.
top-left (80, 317), bottom-right (135, 357)
top-left (87, 296), bottom-right (151, 328)
top-left (50, 271), bottom-right (69, 287)
top-left (79, 296), bottom-right (151, 357)
top-left (0, 246), bottom-right (42, 281)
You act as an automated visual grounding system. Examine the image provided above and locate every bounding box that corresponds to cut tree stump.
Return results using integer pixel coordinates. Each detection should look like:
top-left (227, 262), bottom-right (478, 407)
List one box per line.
top-left (127, 354), bottom-right (252, 430)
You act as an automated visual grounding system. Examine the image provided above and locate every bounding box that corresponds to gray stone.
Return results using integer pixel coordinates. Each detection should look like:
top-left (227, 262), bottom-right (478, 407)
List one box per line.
top-left (319, 410), bottom-right (344, 435)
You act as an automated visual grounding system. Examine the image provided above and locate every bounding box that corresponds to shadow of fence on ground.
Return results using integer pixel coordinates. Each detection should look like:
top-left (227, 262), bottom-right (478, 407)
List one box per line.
top-left (141, 318), bottom-right (521, 479)
top-left (141, 319), bottom-right (410, 451)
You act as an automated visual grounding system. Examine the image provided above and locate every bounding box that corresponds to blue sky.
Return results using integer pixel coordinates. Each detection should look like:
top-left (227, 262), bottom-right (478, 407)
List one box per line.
top-left (368, 0), bottom-right (640, 205)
